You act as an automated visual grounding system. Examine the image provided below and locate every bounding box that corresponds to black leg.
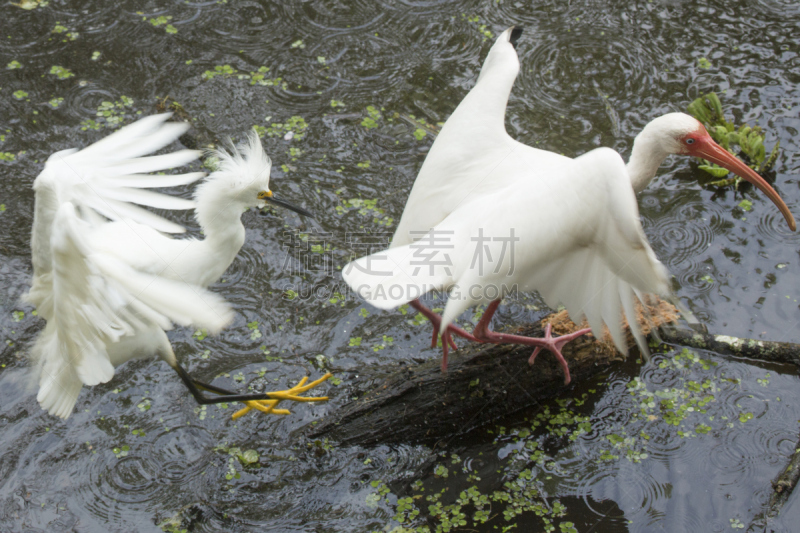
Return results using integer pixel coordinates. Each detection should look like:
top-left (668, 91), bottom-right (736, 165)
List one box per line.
top-left (192, 378), bottom-right (238, 396)
top-left (171, 363), bottom-right (303, 405)
top-left (509, 27), bottom-right (523, 49)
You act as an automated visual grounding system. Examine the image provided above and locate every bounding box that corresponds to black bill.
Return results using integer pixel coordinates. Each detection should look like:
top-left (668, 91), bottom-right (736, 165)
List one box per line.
top-left (266, 196), bottom-right (315, 219)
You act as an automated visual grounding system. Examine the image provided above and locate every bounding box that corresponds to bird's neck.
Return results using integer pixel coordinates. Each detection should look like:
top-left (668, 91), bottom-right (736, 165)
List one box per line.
top-left (625, 130), bottom-right (671, 194)
top-left (191, 185), bottom-right (247, 285)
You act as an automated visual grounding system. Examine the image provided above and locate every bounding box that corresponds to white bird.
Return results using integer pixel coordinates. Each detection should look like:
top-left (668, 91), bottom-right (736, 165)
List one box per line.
top-left (25, 114), bottom-right (327, 418)
top-left (343, 27), bottom-right (795, 383)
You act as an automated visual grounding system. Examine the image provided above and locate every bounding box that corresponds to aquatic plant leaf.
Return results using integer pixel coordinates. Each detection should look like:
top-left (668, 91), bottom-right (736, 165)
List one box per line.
top-left (761, 139), bottom-right (780, 172)
top-left (687, 92), bottom-right (780, 184)
top-left (699, 164), bottom-right (730, 178)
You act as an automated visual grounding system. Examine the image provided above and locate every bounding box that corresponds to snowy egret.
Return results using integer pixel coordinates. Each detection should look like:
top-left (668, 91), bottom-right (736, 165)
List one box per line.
top-left (342, 27), bottom-right (795, 383)
top-left (26, 114), bottom-right (329, 418)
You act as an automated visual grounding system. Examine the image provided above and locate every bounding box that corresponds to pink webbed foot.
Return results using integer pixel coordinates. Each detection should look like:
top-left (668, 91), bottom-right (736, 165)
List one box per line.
top-left (409, 300), bottom-right (478, 352)
top-left (471, 300), bottom-right (592, 385)
top-left (526, 323), bottom-right (593, 385)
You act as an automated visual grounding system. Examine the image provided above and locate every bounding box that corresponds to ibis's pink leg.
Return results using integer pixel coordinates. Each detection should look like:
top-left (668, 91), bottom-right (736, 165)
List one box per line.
top-left (471, 300), bottom-right (592, 385)
top-left (441, 328), bottom-right (453, 373)
top-left (409, 299), bottom-right (478, 351)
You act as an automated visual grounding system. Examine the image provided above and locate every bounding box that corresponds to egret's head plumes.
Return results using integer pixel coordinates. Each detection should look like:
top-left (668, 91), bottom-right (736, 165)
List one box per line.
top-left (195, 130), bottom-right (313, 220)
top-left (201, 130), bottom-right (273, 209)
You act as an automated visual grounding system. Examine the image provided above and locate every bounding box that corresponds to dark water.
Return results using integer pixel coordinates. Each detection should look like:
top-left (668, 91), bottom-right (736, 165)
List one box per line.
top-left (2, 1), bottom-right (800, 531)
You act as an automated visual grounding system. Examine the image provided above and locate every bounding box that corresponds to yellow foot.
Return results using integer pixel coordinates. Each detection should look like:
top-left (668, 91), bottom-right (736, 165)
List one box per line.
top-left (231, 373), bottom-right (333, 420)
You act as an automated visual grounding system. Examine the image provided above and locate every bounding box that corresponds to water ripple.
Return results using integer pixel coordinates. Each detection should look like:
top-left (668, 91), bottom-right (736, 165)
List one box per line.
top-left (299, 2), bottom-right (388, 33)
top-left (647, 197), bottom-right (726, 268)
top-left (757, 208), bottom-right (800, 244)
top-left (105, 455), bottom-right (161, 504)
top-left (0, 11), bottom-right (57, 55)
top-left (80, 452), bottom-right (156, 521)
top-left (748, 0), bottom-right (800, 17)
top-left (150, 425), bottom-right (216, 485)
top-left (60, 84), bottom-right (118, 122)
top-left (707, 427), bottom-right (762, 483)
top-left (584, 464), bottom-right (668, 518)
top-left (516, 30), bottom-right (663, 118)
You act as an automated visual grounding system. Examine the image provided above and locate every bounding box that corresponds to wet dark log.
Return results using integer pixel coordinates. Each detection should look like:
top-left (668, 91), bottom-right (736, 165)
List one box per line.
top-left (310, 301), bottom-right (800, 526)
top-left (308, 299), bottom-right (679, 447)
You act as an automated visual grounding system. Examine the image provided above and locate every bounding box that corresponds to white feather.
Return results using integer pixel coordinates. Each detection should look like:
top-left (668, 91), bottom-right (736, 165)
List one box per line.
top-left (96, 150), bottom-right (202, 176)
top-left (100, 171), bottom-right (205, 189)
top-left (341, 30), bottom-right (706, 373)
top-left (343, 239), bottom-right (455, 310)
top-left (97, 186), bottom-right (196, 210)
top-left (343, 146), bottom-right (671, 361)
top-left (83, 196), bottom-right (188, 234)
top-left (77, 114), bottom-right (187, 159)
top-left (390, 27), bottom-right (569, 248)
top-left (25, 115), bottom-right (276, 419)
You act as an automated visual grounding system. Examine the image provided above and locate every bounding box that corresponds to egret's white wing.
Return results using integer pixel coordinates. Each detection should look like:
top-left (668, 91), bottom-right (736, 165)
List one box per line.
top-left (26, 114), bottom-right (204, 316)
top-left (391, 28), bottom-right (569, 247)
top-left (32, 203), bottom-right (233, 418)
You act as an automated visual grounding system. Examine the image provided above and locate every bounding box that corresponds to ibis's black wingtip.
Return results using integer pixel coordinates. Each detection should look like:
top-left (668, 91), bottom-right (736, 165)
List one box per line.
top-left (509, 27), bottom-right (523, 49)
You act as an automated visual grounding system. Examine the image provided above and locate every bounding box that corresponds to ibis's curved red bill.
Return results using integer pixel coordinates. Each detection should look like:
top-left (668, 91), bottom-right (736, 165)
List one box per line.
top-left (693, 140), bottom-right (796, 231)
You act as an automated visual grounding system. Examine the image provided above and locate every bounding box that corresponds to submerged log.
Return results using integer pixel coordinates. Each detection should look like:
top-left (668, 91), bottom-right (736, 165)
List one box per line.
top-left (308, 298), bottom-right (679, 447)
top-left (665, 328), bottom-right (800, 529)
top-left (748, 438), bottom-right (800, 531)
top-left (657, 327), bottom-right (800, 368)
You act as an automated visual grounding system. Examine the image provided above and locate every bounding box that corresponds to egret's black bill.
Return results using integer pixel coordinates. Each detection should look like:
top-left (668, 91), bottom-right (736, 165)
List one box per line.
top-left (266, 196), bottom-right (314, 219)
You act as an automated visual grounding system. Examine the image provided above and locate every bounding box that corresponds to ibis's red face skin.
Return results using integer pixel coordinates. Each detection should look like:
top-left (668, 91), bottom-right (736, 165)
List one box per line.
top-left (682, 127), bottom-right (796, 232)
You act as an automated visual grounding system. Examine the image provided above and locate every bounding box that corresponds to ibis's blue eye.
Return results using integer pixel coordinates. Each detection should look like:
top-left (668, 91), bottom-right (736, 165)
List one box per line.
top-left (686, 138), bottom-right (695, 144)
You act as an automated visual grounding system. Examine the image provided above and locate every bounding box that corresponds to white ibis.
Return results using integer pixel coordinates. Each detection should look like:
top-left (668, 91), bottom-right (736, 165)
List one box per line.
top-left (342, 28), bottom-right (795, 383)
top-left (25, 114), bottom-right (329, 419)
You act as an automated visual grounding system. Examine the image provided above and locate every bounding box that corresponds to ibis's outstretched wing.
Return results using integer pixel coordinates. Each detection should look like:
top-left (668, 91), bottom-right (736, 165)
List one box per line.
top-left (391, 27), bottom-right (569, 248)
top-left (26, 113), bottom-right (203, 317)
top-left (344, 148), bottom-right (670, 357)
